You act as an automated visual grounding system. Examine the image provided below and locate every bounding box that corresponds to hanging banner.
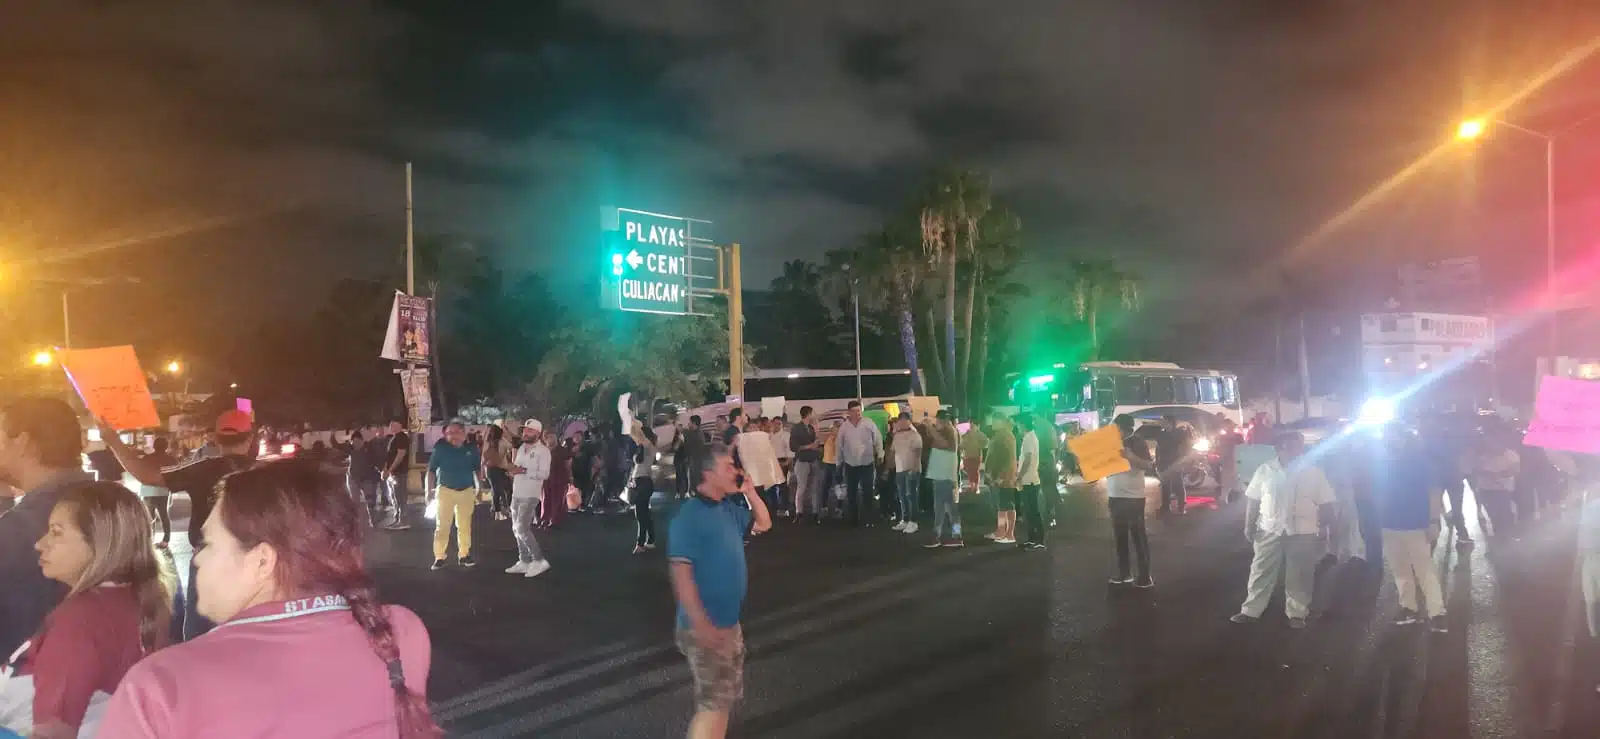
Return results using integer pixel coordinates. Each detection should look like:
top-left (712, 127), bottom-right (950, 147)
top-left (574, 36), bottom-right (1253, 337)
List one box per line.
top-left (58, 346), bottom-right (162, 431)
top-left (399, 368), bottom-right (432, 433)
top-left (380, 292), bottom-right (432, 365)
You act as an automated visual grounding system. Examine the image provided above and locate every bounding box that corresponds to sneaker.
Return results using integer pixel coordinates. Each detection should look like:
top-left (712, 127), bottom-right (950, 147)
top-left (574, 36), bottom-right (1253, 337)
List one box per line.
top-left (1288, 617), bottom-right (1308, 630)
top-left (923, 540), bottom-right (945, 549)
top-left (1133, 578), bottom-right (1154, 589)
top-left (995, 537), bottom-right (1016, 545)
top-left (644, 543), bottom-right (656, 550)
top-left (1428, 616), bottom-right (1448, 633)
top-left (891, 521), bottom-right (907, 532)
top-left (524, 560), bottom-right (552, 578)
top-left (942, 539), bottom-right (965, 548)
top-left (1108, 576), bottom-right (1134, 586)
top-left (903, 522), bottom-right (919, 535)
top-left (1024, 542), bottom-right (1046, 551)
top-left (632, 545), bottom-right (646, 555)
top-left (430, 559), bottom-right (446, 570)
top-left (504, 561), bottom-right (529, 574)
top-left (1229, 613), bottom-right (1257, 624)
top-left (459, 556), bottom-right (476, 568)
top-left (1393, 609), bottom-right (1421, 626)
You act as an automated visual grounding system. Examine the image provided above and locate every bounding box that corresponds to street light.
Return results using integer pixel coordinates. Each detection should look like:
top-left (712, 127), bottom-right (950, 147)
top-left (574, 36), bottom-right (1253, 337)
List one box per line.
top-left (1456, 118), bottom-right (1488, 141)
top-left (165, 360), bottom-right (182, 375)
top-left (30, 351), bottom-right (52, 367)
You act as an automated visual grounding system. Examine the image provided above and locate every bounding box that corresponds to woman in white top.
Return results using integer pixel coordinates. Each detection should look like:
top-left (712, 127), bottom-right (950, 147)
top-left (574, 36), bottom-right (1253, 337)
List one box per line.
top-left (628, 421), bottom-right (662, 553)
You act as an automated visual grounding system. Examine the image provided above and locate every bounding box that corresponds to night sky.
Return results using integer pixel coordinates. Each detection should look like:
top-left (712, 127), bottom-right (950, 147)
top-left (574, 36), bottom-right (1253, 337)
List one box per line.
top-left (3, 1), bottom-right (1600, 371)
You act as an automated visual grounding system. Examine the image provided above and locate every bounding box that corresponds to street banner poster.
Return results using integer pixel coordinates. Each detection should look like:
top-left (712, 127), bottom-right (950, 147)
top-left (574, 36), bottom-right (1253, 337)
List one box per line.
top-left (380, 291), bottom-right (432, 364)
top-left (236, 398), bottom-right (253, 416)
top-left (1067, 425), bottom-right (1131, 482)
top-left (760, 396), bottom-right (786, 420)
top-left (1523, 376), bottom-right (1600, 454)
top-left (399, 368), bottom-right (432, 433)
top-left (58, 346), bottom-right (162, 431)
top-left (908, 396), bottom-right (941, 421)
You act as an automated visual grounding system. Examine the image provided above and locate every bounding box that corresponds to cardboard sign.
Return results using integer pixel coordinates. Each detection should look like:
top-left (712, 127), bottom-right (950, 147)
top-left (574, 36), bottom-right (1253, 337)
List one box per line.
top-left (882, 402), bottom-right (901, 419)
top-left (1066, 425), bottom-right (1131, 482)
top-left (760, 396), bottom-right (786, 420)
top-left (236, 398), bottom-right (253, 416)
top-left (59, 346), bottom-right (161, 431)
top-left (1523, 376), bottom-right (1600, 454)
top-left (908, 396), bottom-right (940, 421)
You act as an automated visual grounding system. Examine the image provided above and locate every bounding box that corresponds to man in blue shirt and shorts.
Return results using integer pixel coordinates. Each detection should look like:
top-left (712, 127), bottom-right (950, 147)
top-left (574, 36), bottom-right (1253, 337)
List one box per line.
top-left (668, 442), bottom-right (772, 739)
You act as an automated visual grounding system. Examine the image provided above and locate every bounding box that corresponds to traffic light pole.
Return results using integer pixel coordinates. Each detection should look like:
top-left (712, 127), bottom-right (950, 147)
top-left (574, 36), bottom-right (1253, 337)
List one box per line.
top-left (727, 243), bottom-right (743, 401)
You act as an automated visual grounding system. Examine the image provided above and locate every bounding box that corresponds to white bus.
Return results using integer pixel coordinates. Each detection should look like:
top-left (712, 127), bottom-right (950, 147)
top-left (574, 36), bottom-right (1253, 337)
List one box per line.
top-left (1009, 361), bottom-right (1242, 434)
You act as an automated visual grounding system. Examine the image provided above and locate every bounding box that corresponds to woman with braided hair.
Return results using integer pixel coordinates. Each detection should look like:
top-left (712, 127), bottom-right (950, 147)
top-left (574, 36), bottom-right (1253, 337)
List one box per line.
top-left (99, 459), bottom-right (440, 738)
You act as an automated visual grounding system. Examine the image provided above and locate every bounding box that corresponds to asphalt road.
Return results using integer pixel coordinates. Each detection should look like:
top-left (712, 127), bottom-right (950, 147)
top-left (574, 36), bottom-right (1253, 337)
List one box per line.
top-left (163, 481), bottom-right (1598, 739)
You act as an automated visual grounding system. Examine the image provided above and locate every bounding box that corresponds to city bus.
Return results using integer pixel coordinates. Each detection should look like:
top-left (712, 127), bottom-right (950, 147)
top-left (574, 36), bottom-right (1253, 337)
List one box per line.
top-left (1009, 361), bottom-right (1242, 433)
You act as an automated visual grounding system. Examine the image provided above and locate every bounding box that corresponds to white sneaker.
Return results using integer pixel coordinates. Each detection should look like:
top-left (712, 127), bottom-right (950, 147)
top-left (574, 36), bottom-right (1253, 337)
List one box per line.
top-left (504, 562), bottom-right (528, 574)
top-left (524, 560), bottom-right (552, 578)
top-left (903, 522), bottom-right (919, 535)
top-left (995, 537), bottom-right (1016, 544)
top-left (892, 521), bottom-right (908, 532)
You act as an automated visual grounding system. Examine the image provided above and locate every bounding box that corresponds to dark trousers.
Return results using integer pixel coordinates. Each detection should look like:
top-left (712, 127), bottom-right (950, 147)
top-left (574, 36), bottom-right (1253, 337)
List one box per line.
top-left (1019, 484), bottom-right (1047, 545)
top-left (171, 560), bottom-right (216, 643)
top-left (844, 464), bottom-right (876, 525)
top-left (487, 468), bottom-right (513, 514)
top-left (1159, 469), bottom-right (1186, 512)
top-left (1444, 478), bottom-right (1470, 536)
top-left (633, 476), bottom-right (655, 546)
top-left (1109, 497), bottom-right (1151, 582)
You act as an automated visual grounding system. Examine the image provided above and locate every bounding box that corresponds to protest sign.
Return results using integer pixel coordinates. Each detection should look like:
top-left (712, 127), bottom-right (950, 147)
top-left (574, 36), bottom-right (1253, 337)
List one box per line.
top-left (1067, 425), bottom-right (1130, 482)
top-left (760, 396), bottom-right (786, 420)
top-left (1523, 376), bottom-right (1600, 454)
top-left (399, 368), bottom-right (432, 433)
top-left (59, 346), bottom-right (161, 431)
top-left (908, 396), bottom-right (940, 421)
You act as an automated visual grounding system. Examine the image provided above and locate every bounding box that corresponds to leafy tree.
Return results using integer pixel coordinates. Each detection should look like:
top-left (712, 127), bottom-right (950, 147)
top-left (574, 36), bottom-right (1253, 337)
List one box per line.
top-left (752, 259), bottom-right (845, 368)
top-left (1064, 258), bottom-right (1142, 360)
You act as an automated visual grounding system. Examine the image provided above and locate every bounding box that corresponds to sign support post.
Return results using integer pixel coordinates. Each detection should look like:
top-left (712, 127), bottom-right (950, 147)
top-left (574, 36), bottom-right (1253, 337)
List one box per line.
top-left (728, 243), bottom-right (743, 401)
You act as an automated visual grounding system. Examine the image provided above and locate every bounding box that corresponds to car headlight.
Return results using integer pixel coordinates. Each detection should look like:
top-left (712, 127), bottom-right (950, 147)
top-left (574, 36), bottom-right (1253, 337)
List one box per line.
top-left (1191, 438), bottom-right (1212, 453)
top-left (1356, 397), bottom-right (1396, 427)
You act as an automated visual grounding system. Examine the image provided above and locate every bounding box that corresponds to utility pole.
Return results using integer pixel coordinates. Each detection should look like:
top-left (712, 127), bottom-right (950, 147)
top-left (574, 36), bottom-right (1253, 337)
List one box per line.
top-left (727, 243), bottom-right (744, 401)
top-left (853, 277), bottom-right (863, 403)
top-left (61, 291), bottom-right (71, 349)
top-left (1272, 317), bottom-right (1283, 424)
top-left (1297, 312), bottom-right (1312, 421)
top-left (406, 162), bottom-right (415, 297)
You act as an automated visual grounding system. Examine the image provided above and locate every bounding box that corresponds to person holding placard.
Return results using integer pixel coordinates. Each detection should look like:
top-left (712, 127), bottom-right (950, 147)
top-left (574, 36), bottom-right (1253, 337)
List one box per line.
top-left (1106, 415), bottom-right (1155, 587)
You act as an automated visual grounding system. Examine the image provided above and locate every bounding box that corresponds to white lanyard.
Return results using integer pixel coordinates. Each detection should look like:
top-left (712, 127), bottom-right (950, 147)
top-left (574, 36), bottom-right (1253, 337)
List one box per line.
top-left (213, 595), bottom-right (351, 631)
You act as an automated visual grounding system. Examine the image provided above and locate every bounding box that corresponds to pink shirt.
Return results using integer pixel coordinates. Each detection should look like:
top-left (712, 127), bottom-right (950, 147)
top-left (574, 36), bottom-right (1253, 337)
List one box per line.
top-left (97, 597), bottom-right (432, 739)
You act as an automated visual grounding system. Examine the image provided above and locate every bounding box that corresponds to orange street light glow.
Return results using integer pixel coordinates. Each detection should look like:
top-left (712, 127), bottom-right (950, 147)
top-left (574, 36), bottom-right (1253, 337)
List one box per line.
top-left (1456, 118), bottom-right (1488, 140)
top-left (31, 351), bottom-right (52, 367)
top-left (165, 360), bottom-right (182, 374)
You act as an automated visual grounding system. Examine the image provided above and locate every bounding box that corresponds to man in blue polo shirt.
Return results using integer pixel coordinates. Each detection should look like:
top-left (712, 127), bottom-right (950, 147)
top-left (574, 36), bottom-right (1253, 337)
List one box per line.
top-left (428, 421), bottom-right (482, 570)
top-left (668, 443), bottom-right (772, 739)
top-left (1371, 426), bottom-right (1447, 632)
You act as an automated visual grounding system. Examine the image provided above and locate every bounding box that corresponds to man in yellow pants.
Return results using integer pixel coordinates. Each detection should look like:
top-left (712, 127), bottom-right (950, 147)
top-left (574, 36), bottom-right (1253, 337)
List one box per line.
top-left (428, 420), bottom-right (483, 570)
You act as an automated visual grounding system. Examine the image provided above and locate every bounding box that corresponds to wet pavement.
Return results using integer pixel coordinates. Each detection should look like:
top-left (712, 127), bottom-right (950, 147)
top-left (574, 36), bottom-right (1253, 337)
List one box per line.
top-left (164, 481), bottom-right (1598, 738)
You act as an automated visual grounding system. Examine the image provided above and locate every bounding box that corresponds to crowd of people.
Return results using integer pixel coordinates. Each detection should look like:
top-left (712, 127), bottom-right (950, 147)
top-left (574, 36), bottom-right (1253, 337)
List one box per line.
top-left (1, 389), bottom-right (1597, 738)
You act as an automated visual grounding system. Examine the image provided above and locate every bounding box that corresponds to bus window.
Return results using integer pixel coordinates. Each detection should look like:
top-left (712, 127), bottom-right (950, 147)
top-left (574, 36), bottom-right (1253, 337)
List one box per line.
top-left (1113, 374), bottom-right (1146, 404)
top-left (1222, 376), bottom-right (1240, 408)
top-left (1199, 377), bottom-right (1220, 404)
top-left (1147, 376), bottom-right (1175, 404)
top-left (1176, 376), bottom-right (1199, 404)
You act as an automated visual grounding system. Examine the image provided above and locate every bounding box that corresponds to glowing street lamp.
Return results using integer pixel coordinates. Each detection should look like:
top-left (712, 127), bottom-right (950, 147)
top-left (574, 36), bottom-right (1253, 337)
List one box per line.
top-left (30, 350), bottom-right (53, 367)
top-left (1455, 118), bottom-right (1487, 141)
top-left (165, 360), bottom-right (182, 375)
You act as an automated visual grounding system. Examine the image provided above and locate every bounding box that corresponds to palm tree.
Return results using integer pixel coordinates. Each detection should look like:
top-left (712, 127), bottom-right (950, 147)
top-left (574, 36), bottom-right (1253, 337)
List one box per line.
top-left (826, 227), bottom-right (927, 394)
top-left (960, 207), bottom-right (1020, 403)
top-left (1065, 258), bottom-right (1141, 361)
top-left (919, 168), bottom-right (990, 409)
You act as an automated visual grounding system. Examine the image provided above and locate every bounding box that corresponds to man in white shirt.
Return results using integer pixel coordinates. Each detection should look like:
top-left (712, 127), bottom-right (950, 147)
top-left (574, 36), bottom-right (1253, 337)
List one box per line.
top-left (735, 418), bottom-right (782, 515)
top-left (1106, 414), bottom-right (1155, 587)
top-left (1231, 432), bottom-right (1335, 628)
top-left (890, 414), bottom-right (924, 534)
top-left (1014, 414), bottom-right (1046, 551)
top-left (836, 400), bottom-right (883, 527)
top-left (507, 420), bottom-right (552, 578)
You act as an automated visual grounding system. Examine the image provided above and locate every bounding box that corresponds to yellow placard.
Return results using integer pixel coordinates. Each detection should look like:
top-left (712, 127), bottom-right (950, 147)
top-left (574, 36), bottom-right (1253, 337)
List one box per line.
top-left (907, 396), bottom-right (940, 420)
top-left (1066, 425), bottom-right (1131, 482)
top-left (59, 346), bottom-right (162, 431)
top-left (882, 402), bottom-right (900, 418)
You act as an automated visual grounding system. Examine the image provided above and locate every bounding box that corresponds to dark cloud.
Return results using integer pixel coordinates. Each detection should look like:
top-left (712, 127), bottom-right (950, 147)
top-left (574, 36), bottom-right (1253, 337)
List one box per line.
top-left (4, 0), bottom-right (1599, 357)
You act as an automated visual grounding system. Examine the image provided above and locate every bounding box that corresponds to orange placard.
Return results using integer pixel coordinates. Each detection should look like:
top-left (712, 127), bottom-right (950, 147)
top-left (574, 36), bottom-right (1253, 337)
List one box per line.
top-left (59, 346), bottom-right (161, 431)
